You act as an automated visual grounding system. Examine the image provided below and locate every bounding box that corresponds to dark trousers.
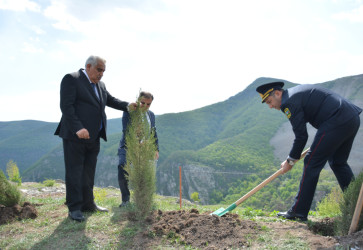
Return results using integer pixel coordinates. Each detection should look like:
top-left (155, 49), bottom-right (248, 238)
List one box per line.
top-left (63, 139), bottom-right (100, 211)
top-left (291, 115), bottom-right (360, 217)
top-left (118, 147), bottom-right (130, 202)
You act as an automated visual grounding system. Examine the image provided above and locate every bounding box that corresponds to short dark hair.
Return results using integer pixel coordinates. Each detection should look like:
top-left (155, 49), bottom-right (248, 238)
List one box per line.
top-left (139, 91), bottom-right (154, 100)
top-left (271, 89), bottom-right (283, 97)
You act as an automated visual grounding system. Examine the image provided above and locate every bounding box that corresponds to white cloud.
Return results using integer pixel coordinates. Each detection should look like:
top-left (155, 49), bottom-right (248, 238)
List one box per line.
top-left (43, 0), bottom-right (85, 31)
top-left (22, 41), bottom-right (44, 53)
top-left (333, 4), bottom-right (363, 22)
top-left (31, 25), bottom-right (45, 35)
top-left (0, 0), bottom-right (40, 12)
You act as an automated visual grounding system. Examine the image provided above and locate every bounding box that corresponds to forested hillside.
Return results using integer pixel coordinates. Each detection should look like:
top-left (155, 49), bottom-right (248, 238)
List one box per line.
top-left (0, 121), bottom-right (60, 173)
top-left (1, 74), bottom-right (362, 211)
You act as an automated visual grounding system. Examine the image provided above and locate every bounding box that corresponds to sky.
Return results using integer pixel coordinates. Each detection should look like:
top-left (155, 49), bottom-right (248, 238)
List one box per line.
top-left (1, 0), bottom-right (363, 122)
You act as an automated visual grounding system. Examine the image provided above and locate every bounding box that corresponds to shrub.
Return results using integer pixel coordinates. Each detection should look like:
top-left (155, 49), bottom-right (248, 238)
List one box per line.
top-left (316, 186), bottom-right (343, 217)
top-left (0, 169), bottom-right (22, 206)
top-left (43, 179), bottom-right (56, 187)
top-left (334, 171), bottom-right (363, 235)
top-left (6, 160), bottom-right (22, 186)
top-left (191, 192), bottom-right (200, 202)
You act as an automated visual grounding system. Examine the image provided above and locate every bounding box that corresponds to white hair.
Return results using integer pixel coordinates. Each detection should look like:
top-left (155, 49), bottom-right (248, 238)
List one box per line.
top-left (85, 55), bottom-right (106, 67)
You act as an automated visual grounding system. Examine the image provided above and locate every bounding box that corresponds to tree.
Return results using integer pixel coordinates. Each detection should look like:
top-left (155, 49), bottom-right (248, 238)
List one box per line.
top-left (6, 160), bottom-right (22, 186)
top-left (125, 96), bottom-right (157, 219)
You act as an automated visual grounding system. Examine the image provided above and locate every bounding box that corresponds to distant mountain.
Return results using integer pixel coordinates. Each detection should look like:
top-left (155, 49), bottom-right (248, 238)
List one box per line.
top-left (0, 121), bottom-right (60, 174)
top-left (1, 74), bottom-right (362, 210)
top-left (0, 118), bottom-right (123, 174)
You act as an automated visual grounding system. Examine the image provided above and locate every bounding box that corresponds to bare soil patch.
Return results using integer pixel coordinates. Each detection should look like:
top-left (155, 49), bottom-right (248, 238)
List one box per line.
top-left (148, 209), bottom-right (259, 249)
top-left (0, 202), bottom-right (38, 225)
top-left (334, 230), bottom-right (363, 249)
top-left (127, 209), bottom-right (363, 249)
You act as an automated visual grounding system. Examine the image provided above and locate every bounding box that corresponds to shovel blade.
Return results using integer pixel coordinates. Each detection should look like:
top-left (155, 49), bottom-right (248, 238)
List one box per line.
top-left (211, 203), bottom-right (237, 217)
top-left (210, 207), bottom-right (225, 216)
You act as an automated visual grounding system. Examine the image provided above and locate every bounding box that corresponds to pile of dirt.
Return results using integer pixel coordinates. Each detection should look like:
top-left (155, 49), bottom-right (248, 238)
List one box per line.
top-left (146, 208), bottom-right (260, 249)
top-left (335, 230), bottom-right (363, 249)
top-left (308, 217), bottom-right (363, 249)
top-left (0, 202), bottom-right (38, 225)
top-left (127, 208), bottom-right (363, 249)
top-left (308, 217), bottom-right (336, 236)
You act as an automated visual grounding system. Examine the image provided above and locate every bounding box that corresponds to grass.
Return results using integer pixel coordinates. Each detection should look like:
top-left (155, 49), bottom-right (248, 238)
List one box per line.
top-left (0, 183), bottom-right (336, 249)
top-left (252, 223), bottom-right (310, 250)
top-left (0, 184), bottom-right (200, 249)
top-left (282, 232), bottom-right (310, 249)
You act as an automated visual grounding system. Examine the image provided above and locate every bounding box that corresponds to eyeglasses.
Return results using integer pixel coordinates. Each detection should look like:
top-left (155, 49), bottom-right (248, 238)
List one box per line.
top-left (140, 101), bottom-right (152, 106)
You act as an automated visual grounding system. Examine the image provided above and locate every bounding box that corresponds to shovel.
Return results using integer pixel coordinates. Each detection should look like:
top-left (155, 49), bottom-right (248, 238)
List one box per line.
top-left (211, 147), bottom-right (310, 216)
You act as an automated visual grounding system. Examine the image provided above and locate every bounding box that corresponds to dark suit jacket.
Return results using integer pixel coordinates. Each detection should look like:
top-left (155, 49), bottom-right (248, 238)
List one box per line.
top-left (119, 110), bottom-right (159, 151)
top-left (281, 84), bottom-right (362, 159)
top-left (55, 69), bottom-right (129, 142)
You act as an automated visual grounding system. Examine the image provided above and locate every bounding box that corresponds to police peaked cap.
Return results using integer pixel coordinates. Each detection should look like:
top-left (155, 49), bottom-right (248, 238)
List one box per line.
top-left (256, 82), bottom-right (284, 103)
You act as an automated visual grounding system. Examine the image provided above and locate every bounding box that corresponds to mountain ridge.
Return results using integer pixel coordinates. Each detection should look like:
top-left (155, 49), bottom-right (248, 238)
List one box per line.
top-left (1, 74), bottom-right (362, 209)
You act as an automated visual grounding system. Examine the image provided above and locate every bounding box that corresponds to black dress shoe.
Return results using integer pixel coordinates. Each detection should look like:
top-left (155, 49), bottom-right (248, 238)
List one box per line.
top-left (82, 205), bottom-right (109, 213)
top-left (277, 210), bottom-right (307, 221)
top-left (68, 210), bottom-right (85, 222)
top-left (119, 201), bottom-right (130, 208)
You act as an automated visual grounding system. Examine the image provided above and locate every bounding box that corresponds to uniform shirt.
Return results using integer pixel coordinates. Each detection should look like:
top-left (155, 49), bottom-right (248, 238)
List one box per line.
top-left (280, 84), bottom-right (362, 159)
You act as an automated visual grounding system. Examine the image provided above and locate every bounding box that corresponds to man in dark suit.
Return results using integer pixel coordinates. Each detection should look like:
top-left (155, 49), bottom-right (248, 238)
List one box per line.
top-left (256, 82), bottom-right (362, 221)
top-left (55, 55), bottom-right (135, 222)
top-left (117, 91), bottom-right (159, 207)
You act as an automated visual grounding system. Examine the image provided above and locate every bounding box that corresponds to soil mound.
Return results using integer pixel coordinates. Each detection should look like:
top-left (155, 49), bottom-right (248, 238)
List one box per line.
top-left (148, 208), bottom-right (260, 249)
top-left (335, 230), bottom-right (363, 249)
top-left (308, 217), bottom-right (336, 236)
top-left (0, 202), bottom-right (38, 225)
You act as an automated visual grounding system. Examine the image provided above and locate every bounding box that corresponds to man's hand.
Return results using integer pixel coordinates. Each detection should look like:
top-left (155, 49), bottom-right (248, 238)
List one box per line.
top-left (280, 160), bottom-right (293, 174)
top-left (128, 102), bottom-right (138, 111)
top-left (76, 128), bottom-right (90, 139)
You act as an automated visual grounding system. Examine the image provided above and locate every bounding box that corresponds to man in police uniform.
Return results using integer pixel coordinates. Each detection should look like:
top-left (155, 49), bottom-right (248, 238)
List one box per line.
top-left (256, 82), bottom-right (362, 221)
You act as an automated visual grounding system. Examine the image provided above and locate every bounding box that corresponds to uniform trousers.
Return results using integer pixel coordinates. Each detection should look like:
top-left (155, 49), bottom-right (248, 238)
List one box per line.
top-left (290, 115), bottom-right (360, 217)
